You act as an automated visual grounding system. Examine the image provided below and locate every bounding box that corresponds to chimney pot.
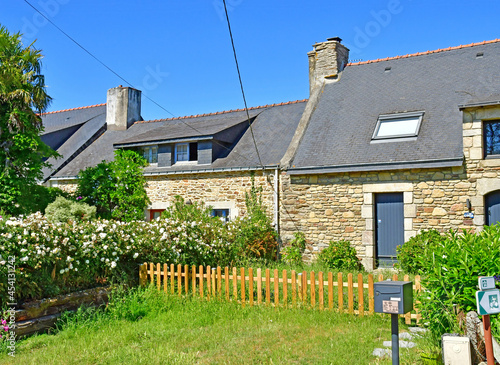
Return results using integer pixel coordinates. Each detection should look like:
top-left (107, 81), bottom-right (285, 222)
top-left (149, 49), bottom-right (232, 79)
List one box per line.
top-left (327, 37), bottom-right (342, 43)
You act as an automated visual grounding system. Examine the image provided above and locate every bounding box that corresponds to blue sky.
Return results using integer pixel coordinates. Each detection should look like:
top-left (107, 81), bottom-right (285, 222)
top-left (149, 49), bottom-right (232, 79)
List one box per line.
top-left (3, 0), bottom-right (500, 120)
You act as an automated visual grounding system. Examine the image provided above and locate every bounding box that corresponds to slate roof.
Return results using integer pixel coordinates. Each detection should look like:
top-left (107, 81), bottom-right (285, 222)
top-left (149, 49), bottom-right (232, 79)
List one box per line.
top-left (288, 40), bottom-right (500, 174)
top-left (52, 100), bottom-right (306, 178)
top-left (41, 104), bottom-right (107, 181)
top-left (115, 109), bottom-right (262, 146)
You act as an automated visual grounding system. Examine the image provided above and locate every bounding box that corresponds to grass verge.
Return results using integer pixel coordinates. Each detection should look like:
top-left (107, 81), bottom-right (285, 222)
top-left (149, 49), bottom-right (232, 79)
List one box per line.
top-left (1, 286), bottom-right (424, 364)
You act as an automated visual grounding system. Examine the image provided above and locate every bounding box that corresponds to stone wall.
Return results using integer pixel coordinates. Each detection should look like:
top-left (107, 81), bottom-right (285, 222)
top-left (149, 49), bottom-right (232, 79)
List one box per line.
top-left (280, 104), bottom-right (500, 270)
top-left (52, 170), bottom-right (277, 222)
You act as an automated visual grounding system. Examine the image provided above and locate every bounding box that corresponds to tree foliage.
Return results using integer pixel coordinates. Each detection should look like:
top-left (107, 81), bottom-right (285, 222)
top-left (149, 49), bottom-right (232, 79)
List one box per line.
top-left (76, 149), bottom-right (150, 221)
top-left (0, 25), bottom-right (57, 214)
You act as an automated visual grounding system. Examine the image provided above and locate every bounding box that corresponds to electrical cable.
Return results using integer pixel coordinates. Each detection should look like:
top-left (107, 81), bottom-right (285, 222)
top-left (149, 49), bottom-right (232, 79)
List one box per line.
top-left (221, 0), bottom-right (301, 235)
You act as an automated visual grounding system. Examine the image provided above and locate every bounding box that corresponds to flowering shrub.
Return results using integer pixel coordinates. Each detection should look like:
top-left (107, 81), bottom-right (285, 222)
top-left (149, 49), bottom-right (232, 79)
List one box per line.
top-left (395, 230), bottom-right (445, 274)
top-left (0, 211), bottom-right (236, 306)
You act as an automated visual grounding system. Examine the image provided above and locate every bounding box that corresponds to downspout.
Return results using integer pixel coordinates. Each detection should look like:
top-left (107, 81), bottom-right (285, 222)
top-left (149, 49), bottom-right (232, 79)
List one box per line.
top-left (273, 167), bottom-right (281, 257)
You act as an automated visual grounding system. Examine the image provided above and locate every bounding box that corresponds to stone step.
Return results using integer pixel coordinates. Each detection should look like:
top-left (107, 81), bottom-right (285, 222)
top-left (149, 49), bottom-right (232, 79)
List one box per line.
top-left (382, 340), bottom-right (417, 348)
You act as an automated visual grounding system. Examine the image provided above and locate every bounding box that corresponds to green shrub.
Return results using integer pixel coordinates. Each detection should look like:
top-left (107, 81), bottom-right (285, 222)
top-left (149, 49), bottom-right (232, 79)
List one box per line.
top-left (229, 178), bottom-right (277, 261)
top-left (319, 240), bottom-right (362, 271)
top-left (45, 196), bottom-right (96, 223)
top-left (281, 232), bottom-right (307, 266)
top-left (418, 226), bottom-right (500, 343)
top-left (395, 229), bottom-right (445, 274)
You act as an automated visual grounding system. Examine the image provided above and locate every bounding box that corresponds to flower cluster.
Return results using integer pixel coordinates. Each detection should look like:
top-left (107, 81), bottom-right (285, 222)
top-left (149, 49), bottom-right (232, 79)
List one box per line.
top-left (0, 212), bottom-right (238, 306)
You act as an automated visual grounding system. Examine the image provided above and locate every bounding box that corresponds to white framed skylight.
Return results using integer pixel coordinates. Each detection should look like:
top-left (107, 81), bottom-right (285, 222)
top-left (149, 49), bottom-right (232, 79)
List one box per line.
top-left (372, 111), bottom-right (424, 140)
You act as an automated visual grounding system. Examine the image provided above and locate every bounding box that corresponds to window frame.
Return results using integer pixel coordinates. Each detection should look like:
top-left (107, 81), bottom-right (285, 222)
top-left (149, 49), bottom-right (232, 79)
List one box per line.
top-left (483, 120), bottom-right (500, 159)
top-left (175, 143), bottom-right (189, 163)
top-left (139, 145), bottom-right (158, 164)
top-left (372, 111), bottom-right (424, 140)
top-left (211, 208), bottom-right (230, 222)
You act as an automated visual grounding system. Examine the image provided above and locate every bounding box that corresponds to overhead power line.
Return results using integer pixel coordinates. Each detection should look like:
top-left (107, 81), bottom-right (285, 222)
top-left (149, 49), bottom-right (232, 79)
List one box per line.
top-left (22, 0), bottom-right (258, 165)
top-left (221, 0), bottom-right (301, 235)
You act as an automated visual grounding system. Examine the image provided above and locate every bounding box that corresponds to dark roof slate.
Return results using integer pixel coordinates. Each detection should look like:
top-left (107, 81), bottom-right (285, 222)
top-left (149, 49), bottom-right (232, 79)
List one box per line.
top-left (41, 105), bottom-right (106, 181)
top-left (289, 41), bottom-right (500, 173)
top-left (53, 101), bottom-right (306, 178)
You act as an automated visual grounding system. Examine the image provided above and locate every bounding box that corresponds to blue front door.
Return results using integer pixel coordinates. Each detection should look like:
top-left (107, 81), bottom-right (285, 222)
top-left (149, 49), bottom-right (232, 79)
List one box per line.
top-left (486, 191), bottom-right (500, 226)
top-left (375, 193), bottom-right (404, 267)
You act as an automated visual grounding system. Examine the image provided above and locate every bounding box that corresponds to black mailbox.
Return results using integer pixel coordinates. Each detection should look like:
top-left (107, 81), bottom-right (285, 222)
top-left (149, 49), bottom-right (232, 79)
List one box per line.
top-left (374, 281), bottom-right (413, 315)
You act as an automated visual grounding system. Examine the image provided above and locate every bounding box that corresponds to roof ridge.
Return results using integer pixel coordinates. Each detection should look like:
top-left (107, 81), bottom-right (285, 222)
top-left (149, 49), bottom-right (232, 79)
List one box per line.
top-left (135, 99), bottom-right (309, 125)
top-left (347, 38), bottom-right (500, 66)
top-left (41, 103), bottom-right (106, 115)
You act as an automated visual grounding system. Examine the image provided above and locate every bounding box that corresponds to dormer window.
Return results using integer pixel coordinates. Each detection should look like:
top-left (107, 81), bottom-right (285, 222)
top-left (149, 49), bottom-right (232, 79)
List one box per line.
top-left (372, 111), bottom-right (424, 140)
top-left (175, 142), bottom-right (198, 163)
top-left (139, 145), bottom-right (158, 163)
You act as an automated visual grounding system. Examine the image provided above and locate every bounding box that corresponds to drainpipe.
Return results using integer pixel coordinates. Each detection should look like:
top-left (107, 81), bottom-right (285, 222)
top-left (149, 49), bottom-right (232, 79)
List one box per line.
top-left (273, 167), bottom-right (281, 257)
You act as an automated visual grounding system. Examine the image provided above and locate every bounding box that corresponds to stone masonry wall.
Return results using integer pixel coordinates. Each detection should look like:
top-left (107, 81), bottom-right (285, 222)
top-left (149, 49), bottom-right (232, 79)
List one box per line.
top-left (280, 105), bottom-right (500, 270)
top-left (280, 166), bottom-right (476, 269)
top-left (53, 171), bottom-right (276, 221)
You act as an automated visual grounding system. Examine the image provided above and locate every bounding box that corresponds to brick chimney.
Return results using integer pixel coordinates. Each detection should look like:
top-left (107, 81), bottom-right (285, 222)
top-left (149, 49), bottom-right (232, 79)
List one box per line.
top-left (308, 37), bottom-right (349, 95)
top-left (106, 86), bottom-right (142, 130)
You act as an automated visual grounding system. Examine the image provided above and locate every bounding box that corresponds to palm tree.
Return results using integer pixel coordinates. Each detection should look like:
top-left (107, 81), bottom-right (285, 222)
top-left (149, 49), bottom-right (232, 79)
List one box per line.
top-left (0, 25), bottom-right (56, 214)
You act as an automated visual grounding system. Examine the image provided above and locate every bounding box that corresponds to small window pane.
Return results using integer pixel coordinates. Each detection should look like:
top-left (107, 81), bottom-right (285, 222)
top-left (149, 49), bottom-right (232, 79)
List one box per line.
top-left (212, 208), bottom-right (230, 222)
top-left (176, 144), bottom-right (188, 162)
top-left (139, 146), bottom-right (158, 163)
top-left (376, 116), bottom-right (420, 138)
top-left (484, 121), bottom-right (500, 157)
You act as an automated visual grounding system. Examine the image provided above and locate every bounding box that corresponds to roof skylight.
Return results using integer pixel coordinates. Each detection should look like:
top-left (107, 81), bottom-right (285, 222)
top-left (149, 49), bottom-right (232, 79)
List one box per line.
top-left (372, 111), bottom-right (424, 140)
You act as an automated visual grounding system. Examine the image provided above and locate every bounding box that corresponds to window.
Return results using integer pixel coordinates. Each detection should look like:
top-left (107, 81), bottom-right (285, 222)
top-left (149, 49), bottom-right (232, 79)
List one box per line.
top-left (483, 120), bottom-right (500, 158)
top-left (139, 146), bottom-right (158, 163)
top-left (175, 142), bottom-right (198, 163)
top-left (149, 209), bottom-right (165, 221)
top-left (212, 208), bottom-right (230, 222)
top-left (372, 112), bottom-right (424, 140)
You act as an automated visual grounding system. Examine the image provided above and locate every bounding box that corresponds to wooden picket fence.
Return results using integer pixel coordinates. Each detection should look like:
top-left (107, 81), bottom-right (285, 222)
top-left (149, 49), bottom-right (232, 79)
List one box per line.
top-left (139, 263), bottom-right (422, 323)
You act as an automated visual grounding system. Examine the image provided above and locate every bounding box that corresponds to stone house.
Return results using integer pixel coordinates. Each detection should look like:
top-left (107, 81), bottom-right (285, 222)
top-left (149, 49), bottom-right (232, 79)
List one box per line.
top-left (43, 36), bottom-right (500, 270)
top-left (45, 86), bottom-right (306, 225)
top-left (280, 37), bottom-right (500, 269)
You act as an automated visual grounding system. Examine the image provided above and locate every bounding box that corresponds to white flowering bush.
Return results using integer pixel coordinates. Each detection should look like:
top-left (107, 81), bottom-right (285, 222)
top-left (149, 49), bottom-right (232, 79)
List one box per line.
top-left (0, 211), bottom-right (237, 306)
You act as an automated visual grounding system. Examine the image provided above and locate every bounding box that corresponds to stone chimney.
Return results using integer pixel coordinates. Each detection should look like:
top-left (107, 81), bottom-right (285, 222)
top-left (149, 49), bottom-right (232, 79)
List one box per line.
top-left (106, 86), bottom-right (142, 130)
top-left (308, 37), bottom-right (349, 95)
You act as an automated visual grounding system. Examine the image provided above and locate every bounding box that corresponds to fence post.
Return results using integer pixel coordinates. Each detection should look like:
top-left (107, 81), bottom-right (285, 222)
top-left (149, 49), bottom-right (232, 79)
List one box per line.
top-left (207, 266), bottom-right (211, 299)
top-left (170, 264), bottom-right (175, 294)
top-left (283, 270), bottom-right (288, 308)
top-left (139, 263), bottom-right (147, 287)
top-left (185, 265), bottom-right (189, 295)
top-left (257, 268), bottom-right (262, 305)
top-left (328, 272), bottom-right (333, 310)
top-left (163, 263), bottom-right (168, 293)
top-left (368, 274), bottom-right (374, 314)
top-left (302, 271), bottom-right (307, 303)
top-left (241, 267), bottom-right (245, 307)
top-left (156, 263), bottom-right (161, 291)
top-left (292, 270), bottom-right (297, 307)
top-left (404, 274), bottom-right (411, 324)
top-left (274, 269), bottom-right (279, 308)
top-left (149, 263), bottom-right (154, 285)
top-left (415, 275), bottom-right (421, 324)
top-left (318, 272), bottom-right (324, 311)
top-left (310, 271), bottom-right (316, 308)
top-left (233, 267), bottom-right (237, 300)
top-left (225, 267), bottom-right (229, 301)
top-left (199, 265), bottom-right (203, 298)
top-left (338, 273), bottom-right (343, 313)
top-left (177, 264), bottom-right (182, 297)
top-left (348, 273), bottom-right (354, 314)
top-left (249, 268), bottom-right (254, 306)
top-left (358, 273), bottom-right (364, 316)
top-left (192, 265), bottom-right (196, 296)
top-left (266, 269), bottom-right (271, 306)
top-left (217, 266), bottom-right (222, 297)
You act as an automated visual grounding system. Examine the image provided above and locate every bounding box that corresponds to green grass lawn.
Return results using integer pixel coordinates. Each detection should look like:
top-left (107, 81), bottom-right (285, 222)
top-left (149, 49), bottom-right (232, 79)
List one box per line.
top-left (1, 287), bottom-right (424, 364)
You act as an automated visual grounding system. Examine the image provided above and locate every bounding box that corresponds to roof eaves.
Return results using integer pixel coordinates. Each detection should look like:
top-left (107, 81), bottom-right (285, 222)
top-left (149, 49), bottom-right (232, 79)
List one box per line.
top-left (287, 158), bottom-right (464, 175)
top-left (114, 135), bottom-right (214, 149)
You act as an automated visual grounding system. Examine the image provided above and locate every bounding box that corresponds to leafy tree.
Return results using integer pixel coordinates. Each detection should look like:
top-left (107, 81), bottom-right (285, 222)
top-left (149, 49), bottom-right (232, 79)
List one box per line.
top-left (0, 25), bottom-right (57, 214)
top-left (76, 149), bottom-right (150, 221)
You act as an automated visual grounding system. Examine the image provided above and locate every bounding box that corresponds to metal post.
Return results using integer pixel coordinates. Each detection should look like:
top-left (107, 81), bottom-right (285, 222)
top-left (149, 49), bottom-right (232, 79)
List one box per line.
top-left (391, 313), bottom-right (399, 365)
top-left (483, 314), bottom-right (495, 365)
